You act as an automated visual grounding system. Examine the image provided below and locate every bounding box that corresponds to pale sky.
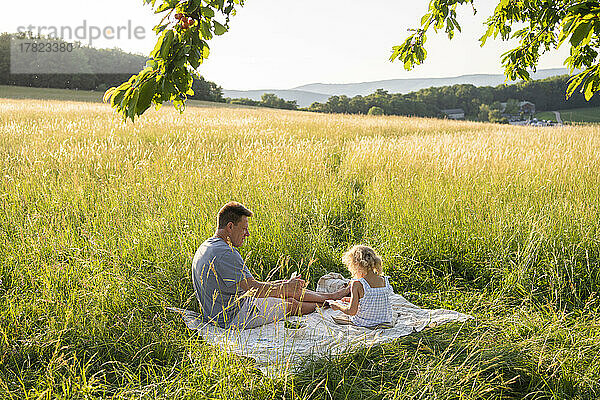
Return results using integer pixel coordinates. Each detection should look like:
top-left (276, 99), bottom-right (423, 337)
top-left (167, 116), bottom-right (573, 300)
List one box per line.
top-left (1, 0), bottom-right (569, 90)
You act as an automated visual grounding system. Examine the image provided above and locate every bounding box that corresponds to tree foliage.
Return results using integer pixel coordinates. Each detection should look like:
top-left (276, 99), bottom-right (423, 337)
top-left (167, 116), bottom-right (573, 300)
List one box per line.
top-left (367, 106), bottom-right (385, 115)
top-left (306, 89), bottom-right (439, 117)
top-left (228, 93), bottom-right (298, 109)
top-left (391, 0), bottom-right (600, 100)
top-left (104, 0), bottom-right (242, 121)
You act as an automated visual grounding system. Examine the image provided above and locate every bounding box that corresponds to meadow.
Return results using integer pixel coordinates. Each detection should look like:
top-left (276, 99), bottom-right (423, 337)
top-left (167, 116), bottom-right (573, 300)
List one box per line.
top-left (1, 92), bottom-right (600, 399)
top-left (536, 106), bottom-right (600, 124)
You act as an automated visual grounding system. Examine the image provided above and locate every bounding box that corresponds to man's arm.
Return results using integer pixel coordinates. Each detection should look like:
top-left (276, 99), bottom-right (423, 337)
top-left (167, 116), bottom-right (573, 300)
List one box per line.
top-left (237, 276), bottom-right (306, 299)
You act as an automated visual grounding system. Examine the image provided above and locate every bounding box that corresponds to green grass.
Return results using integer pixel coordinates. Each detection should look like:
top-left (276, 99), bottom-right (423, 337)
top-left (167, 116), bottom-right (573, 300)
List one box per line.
top-left (0, 85), bottom-right (243, 109)
top-left (1, 97), bottom-right (600, 399)
top-left (536, 106), bottom-right (600, 124)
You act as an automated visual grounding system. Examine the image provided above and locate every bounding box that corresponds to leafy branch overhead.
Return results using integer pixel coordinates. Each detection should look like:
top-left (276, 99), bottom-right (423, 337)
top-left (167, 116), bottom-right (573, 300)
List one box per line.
top-left (104, 0), bottom-right (242, 121)
top-left (391, 0), bottom-right (600, 100)
top-left (108, 0), bottom-right (598, 121)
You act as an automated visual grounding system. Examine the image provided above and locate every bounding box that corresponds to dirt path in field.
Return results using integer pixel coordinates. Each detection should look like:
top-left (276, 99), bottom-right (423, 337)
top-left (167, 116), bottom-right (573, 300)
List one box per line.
top-left (553, 111), bottom-right (563, 124)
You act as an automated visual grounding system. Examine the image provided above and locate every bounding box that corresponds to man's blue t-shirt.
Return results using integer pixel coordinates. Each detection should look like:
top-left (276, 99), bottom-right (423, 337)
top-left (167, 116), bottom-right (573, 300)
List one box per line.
top-left (191, 237), bottom-right (253, 327)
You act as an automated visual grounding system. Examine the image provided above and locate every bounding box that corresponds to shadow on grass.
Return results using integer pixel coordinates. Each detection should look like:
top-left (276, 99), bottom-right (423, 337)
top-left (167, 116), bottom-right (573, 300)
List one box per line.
top-left (286, 320), bottom-right (590, 400)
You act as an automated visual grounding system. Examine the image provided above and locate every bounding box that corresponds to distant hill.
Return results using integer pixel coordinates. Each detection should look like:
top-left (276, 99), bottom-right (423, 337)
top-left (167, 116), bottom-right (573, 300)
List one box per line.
top-left (293, 68), bottom-right (572, 97)
top-left (225, 68), bottom-right (573, 107)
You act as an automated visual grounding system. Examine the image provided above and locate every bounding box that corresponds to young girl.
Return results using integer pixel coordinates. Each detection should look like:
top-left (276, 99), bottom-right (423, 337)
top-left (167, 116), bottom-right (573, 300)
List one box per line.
top-left (329, 245), bottom-right (393, 328)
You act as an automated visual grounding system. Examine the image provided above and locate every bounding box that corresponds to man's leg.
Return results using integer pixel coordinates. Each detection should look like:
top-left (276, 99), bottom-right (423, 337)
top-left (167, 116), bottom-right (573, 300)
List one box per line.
top-left (291, 286), bottom-right (350, 304)
top-left (285, 298), bottom-right (318, 316)
top-left (230, 285), bottom-right (351, 329)
top-left (231, 296), bottom-right (289, 329)
top-left (283, 285), bottom-right (350, 316)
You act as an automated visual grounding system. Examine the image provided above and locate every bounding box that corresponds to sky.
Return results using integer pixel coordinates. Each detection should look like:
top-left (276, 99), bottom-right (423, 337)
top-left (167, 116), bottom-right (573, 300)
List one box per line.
top-left (1, 0), bottom-right (570, 90)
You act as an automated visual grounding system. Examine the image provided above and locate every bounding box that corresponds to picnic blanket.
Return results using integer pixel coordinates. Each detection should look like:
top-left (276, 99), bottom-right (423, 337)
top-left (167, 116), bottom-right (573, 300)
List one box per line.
top-left (168, 272), bottom-right (472, 373)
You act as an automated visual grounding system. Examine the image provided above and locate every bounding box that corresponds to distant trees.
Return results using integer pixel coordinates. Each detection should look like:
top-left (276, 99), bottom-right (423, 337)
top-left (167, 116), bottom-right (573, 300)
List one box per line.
top-left (260, 93), bottom-right (297, 110)
top-left (228, 93), bottom-right (297, 110)
top-left (367, 106), bottom-right (384, 116)
top-left (0, 32), bottom-right (225, 103)
top-left (478, 103), bottom-right (507, 123)
top-left (305, 75), bottom-right (600, 120)
top-left (190, 76), bottom-right (225, 102)
top-left (307, 89), bottom-right (439, 117)
top-left (504, 99), bottom-right (520, 115)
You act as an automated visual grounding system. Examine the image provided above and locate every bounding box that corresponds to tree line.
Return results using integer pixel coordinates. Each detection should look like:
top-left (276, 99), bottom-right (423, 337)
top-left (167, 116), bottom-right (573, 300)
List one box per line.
top-left (228, 93), bottom-right (298, 110)
top-left (225, 75), bottom-right (600, 121)
top-left (304, 76), bottom-right (600, 119)
top-left (0, 32), bottom-right (224, 103)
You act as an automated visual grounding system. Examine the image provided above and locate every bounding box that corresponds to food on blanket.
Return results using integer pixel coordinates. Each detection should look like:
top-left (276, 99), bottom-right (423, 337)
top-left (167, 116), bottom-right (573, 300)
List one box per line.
top-left (284, 319), bottom-right (305, 329)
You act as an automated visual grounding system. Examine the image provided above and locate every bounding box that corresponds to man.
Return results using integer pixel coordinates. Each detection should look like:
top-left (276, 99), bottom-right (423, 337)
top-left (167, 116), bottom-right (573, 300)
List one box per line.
top-left (192, 201), bottom-right (349, 329)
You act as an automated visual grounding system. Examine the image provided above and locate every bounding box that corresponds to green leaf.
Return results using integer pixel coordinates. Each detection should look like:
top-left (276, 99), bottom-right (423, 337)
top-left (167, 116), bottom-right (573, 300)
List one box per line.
top-left (496, 0), bottom-right (509, 12)
top-left (570, 22), bottom-right (592, 47)
top-left (146, 59), bottom-right (158, 69)
top-left (110, 88), bottom-right (126, 108)
top-left (213, 21), bottom-right (227, 35)
top-left (136, 78), bottom-right (158, 114)
top-left (173, 97), bottom-right (186, 113)
top-left (126, 88), bottom-right (140, 121)
top-left (201, 6), bottom-right (215, 18)
top-left (150, 33), bottom-right (166, 58)
top-left (200, 20), bottom-right (213, 38)
top-left (103, 87), bottom-right (115, 103)
top-left (120, 86), bottom-right (134, 108)
top-left (566, 72), bottom-right (586, 98)
top-left (189, 52), bottom-right (201, 69)
top-left (420, 13), bottom-right (431, 26)
top-left (584, 81), bottom-right (594, 100)
top-left (162, 78), bottom-right (177, 99)
top-left (153, 23), bottom-right (169, 34)
top-left (559, 16), bottom-right (577, 45)
top-left (454, 18), bottom-right (461, 33)
top-left (155, 2), bottom-right (173, 13)
top-left (160, 30), bottom-right (175, 59)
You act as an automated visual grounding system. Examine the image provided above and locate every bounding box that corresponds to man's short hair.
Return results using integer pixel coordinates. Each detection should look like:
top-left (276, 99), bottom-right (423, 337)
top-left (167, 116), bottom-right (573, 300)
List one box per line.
top-left (217, 202), bottom-right (253, 229)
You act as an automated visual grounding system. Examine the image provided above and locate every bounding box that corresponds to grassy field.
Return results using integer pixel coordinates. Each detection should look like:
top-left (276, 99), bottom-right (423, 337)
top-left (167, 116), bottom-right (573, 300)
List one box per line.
top-left (536, 106), bottom-right (600, 124)
top-left (0, 85), bottom-right (244, 109)
top-left (1, 93), bottom-right (600, 399)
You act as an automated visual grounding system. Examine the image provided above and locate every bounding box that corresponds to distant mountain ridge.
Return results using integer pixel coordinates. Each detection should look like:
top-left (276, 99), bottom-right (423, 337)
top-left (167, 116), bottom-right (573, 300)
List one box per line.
top-left (292, 68), bottom-right (571, 97)
top-left (224, 68), bottom-right (572, 107)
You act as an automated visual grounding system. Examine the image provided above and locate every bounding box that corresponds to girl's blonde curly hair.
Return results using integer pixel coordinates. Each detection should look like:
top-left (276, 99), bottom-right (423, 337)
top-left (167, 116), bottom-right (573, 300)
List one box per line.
top-left (342, 245), bottom-right (383, 277)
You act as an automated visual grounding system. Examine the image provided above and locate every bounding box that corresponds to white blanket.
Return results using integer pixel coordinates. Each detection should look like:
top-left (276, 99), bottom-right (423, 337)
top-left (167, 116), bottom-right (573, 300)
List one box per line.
top-left (169, 273), bottom-right (472, 373)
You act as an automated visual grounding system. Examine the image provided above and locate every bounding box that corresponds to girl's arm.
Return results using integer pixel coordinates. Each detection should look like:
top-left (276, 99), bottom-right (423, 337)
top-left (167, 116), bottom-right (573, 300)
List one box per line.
top-left (330, 280), bottom-right (361, 316)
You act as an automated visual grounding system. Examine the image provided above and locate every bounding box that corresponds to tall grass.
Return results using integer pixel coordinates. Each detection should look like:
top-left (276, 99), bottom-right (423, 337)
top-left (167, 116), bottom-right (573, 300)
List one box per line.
top-left (1, 97), bottom-right (599, 398)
